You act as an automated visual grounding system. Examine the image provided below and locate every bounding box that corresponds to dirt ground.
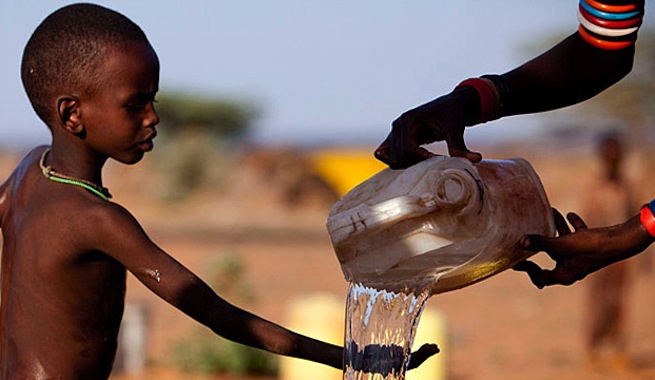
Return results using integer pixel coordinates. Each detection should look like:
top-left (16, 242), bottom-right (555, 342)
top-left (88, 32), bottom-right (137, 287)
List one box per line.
top-left (2, 142), bottom-right (655, 380)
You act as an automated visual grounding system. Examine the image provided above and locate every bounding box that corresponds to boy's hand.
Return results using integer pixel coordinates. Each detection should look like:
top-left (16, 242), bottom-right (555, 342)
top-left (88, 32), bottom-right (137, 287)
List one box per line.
top-left (374, 89), bottom-right (482, 169)
top-left (514, 208), bottom-right (653, 288)
top-left (408, 343), bottom-right (440, 370)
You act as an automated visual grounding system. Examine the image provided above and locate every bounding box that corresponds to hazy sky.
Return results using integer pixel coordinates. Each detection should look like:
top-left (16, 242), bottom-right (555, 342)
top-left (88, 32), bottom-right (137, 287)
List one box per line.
top-left (1, 1), bottom-right (653, 149)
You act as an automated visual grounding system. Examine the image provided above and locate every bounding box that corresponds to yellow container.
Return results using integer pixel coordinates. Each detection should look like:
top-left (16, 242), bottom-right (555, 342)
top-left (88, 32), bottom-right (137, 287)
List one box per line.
top-left (279, 293), bottom-right (447, 380)
top-left (279, 293), bottom-right (344, 380)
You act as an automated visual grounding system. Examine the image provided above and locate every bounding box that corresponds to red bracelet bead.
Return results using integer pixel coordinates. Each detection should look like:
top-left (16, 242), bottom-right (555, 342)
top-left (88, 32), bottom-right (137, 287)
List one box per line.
top-left (639, 204), bottom-right (655, 238)
top-left (455, 78), bottom-right (500, 124)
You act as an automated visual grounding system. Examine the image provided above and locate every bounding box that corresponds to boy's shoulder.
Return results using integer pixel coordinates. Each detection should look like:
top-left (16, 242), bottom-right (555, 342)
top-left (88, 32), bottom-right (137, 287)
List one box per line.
top-left (0, 146), bottom-right (46, 220)
top-left (0, 145), bottom-right (135, 234)
top-left (1, 145), bottom-right (147, 265)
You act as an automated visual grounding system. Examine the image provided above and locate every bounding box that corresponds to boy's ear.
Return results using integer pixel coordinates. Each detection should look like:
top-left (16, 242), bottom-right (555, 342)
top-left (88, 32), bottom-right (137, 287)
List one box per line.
top-left (56, 96), bottom-right (84, 135)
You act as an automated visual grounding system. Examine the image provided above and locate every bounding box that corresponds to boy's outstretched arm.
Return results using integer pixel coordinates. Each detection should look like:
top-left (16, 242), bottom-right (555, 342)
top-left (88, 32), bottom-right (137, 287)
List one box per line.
top-left (514, 208), bottom-right (654, 288)
top-left (0, 178), bottom-right (7, 224)
top-left (92, 202), bottom-right (343, 367)
top-left (92, 202), bottom-right (438, 369)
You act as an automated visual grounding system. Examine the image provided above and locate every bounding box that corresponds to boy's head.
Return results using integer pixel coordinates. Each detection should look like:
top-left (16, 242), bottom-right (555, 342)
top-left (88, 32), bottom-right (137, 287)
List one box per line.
top-left (21, 3), bottom-right (152, 127)
top-left (596, 130), bottom-right (625, 180)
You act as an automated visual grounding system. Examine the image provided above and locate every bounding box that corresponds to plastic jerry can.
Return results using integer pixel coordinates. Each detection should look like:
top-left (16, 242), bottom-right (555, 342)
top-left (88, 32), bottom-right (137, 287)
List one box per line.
top-left (326, 156), bottom-right (556, 294)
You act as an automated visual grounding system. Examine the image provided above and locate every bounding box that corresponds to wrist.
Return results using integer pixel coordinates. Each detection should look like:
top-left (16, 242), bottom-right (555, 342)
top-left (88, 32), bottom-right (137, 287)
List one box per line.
top-left (451, 86), bottom-right (481, 126)
top-left (598, 213), bottom-right (654, 264)
top-left (454, 75), bottom-right (507, 125)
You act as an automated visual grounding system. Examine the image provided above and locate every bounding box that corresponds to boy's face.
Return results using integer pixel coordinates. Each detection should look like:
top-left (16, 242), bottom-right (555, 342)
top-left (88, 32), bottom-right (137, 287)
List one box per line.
top-left (600, 138), bottom-right (623, 173)
top-left (78, 41), bottom-right (160, 165)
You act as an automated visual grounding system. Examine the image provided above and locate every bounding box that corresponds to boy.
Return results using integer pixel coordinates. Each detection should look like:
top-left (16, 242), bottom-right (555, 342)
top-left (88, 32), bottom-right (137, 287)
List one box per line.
top-left (580, 132), bottom-right (634, 368)
top-left (0, 3), bottom-right (437, 379)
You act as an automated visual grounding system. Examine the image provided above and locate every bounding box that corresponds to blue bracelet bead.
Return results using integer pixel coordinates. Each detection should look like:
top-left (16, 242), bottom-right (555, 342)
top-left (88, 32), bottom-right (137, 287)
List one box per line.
top-left (580, 0), bottom-right (642, 20)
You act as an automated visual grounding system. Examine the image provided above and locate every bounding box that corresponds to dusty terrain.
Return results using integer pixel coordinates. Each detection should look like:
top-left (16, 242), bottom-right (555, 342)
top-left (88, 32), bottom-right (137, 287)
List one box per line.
top-left (2, 141), bottom-right (655, 380)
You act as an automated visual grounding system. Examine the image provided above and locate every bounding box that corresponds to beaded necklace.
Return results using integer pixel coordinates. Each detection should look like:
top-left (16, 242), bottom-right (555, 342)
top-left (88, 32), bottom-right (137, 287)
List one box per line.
top-left (39, 149), bottom-right (112, 200)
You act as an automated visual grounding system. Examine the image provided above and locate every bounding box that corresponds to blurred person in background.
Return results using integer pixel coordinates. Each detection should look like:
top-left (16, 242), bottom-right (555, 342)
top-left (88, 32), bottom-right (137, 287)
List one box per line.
top-left (580, 131), bottom-right (635, 370)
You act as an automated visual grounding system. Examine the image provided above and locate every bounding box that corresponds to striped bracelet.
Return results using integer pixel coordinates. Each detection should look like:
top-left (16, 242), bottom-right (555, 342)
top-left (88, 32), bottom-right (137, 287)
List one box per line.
top-left (455, 77), bottom-right (501, 125)
top-left (578, 10), bottom-right (639, 37)
top-left (577, 0), bottom-right (643, 50)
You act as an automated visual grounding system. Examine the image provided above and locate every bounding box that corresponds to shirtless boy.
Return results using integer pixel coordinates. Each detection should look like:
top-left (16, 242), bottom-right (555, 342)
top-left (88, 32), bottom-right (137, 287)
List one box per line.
top-left (0, 3), bottom-right (437, 378)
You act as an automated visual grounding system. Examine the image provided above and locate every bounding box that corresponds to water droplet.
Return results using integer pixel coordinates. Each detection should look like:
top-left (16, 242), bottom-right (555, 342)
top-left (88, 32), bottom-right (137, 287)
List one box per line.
top-left (146, 269), bottom-right (161, 283)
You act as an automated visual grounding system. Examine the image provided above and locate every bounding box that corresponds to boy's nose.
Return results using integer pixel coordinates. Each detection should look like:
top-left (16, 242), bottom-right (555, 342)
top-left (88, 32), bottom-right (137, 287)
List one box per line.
top-left (146, 103), bottom-right (160, 127)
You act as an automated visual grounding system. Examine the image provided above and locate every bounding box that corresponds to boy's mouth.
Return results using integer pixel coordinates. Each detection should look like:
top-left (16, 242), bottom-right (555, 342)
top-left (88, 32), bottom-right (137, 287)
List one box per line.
top-left (139, 131), bottom-right (157, 152)
top-left (139, 139), bottom-right (154, 152)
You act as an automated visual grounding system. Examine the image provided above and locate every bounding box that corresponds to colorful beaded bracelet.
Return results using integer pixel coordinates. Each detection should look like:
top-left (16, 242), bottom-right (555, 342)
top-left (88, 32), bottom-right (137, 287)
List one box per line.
top-left (579, 6), bottom-right (643, 29)
top-left (578, 25), bottom-right (636, 50)
top-left (639, 201), bottom-right (655, 238)
top-left (578, 10), bottom-right (639, 37)
top-left (455, 78), bottom-right (500, 125)
top-left (577, 0), bottom-right (643, 50)
top-left (580, 0), bottom-right (642, 20)
top-left (584, 0), bottom-right (638, 13)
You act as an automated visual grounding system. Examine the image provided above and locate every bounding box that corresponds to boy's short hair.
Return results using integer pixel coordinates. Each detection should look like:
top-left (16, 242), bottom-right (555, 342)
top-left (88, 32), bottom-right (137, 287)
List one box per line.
top-left (21, 3), bottom-right (150, 126)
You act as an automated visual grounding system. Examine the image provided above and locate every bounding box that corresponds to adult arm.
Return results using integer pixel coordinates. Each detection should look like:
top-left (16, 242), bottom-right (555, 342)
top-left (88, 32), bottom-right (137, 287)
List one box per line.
top-left (514, 208), bottom-right (654, 288)
top-left (376, 32), bottom-right (637, 168)
top-left (501, 33), bottom-right (634, 115)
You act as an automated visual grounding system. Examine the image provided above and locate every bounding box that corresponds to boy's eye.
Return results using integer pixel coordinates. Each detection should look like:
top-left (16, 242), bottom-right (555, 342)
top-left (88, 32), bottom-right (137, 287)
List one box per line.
top-left (126, 95), bottom-right (157, 112)
top-left (126, 101), bottom-right (151, 112)
top-left (127, 103), bottom-right (145, 111)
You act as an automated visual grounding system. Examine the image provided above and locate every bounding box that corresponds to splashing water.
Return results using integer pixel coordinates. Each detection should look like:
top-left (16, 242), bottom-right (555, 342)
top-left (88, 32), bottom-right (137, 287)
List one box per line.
top-left (344, 282), bottom-right (431, 380)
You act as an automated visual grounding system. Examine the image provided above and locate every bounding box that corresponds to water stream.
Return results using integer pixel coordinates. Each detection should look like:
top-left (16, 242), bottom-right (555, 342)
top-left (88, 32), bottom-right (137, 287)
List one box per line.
top-left (343, 282), bottom-right (431, 380)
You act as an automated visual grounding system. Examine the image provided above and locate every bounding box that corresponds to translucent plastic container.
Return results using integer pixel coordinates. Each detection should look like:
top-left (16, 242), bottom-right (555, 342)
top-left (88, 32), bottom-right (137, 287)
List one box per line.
top-left (326, 156), bottom-right (556, 295)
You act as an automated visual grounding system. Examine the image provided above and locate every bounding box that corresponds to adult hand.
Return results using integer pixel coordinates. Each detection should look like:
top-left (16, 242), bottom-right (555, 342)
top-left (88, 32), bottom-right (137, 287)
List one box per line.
top-left (514, 208), bottom-right (651, 288)
top-left (374, 88), bottom-right (482, 169)
top-left (513, 209), bottom-right (595, 288)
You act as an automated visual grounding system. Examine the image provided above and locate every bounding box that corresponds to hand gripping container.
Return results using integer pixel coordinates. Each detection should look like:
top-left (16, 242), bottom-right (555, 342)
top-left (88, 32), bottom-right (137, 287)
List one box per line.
top-left (326, 156), bottom-right (556, 295)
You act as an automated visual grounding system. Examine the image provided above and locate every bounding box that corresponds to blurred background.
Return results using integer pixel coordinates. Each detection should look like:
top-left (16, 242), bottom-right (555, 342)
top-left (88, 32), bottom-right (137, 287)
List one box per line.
top-left (2, 1), bottom-right (655, 379)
